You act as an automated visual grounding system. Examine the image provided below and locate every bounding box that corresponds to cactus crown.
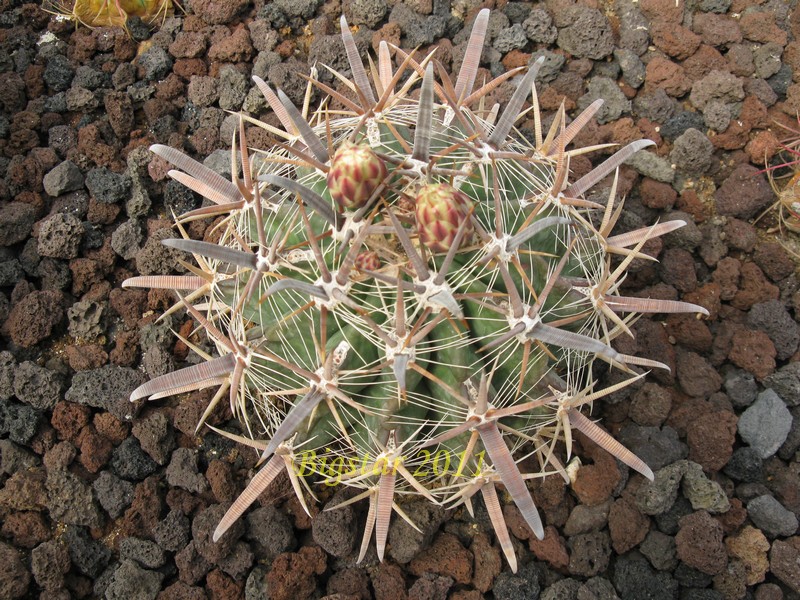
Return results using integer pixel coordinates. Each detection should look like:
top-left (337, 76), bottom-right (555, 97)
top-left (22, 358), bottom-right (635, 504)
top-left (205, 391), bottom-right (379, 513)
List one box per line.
top-left (126, 10), bottom-right (708, 571)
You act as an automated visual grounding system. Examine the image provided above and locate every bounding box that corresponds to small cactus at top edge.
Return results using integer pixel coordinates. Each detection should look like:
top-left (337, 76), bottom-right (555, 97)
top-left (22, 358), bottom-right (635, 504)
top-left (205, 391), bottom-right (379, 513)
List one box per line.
top-left (43, 0), bottom-right (178, 29)
top-left (125, 9), bottom-right (710, 572)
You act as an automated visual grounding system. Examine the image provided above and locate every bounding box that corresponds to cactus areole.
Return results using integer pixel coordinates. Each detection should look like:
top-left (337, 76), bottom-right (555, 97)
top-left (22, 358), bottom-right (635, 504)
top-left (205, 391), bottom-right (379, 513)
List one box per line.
top-left (126, 10), bottom-right (708, 571)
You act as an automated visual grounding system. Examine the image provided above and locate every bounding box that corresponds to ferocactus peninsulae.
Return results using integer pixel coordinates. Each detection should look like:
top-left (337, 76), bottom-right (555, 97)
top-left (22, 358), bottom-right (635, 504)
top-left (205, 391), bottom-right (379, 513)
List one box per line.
top-left (125, 9), bottom-right (708, 571)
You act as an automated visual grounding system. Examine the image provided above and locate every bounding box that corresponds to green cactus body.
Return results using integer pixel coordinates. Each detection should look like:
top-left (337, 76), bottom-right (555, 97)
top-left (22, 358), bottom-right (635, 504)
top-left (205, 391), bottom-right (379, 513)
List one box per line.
top-left (128, 10), bottom-right (709, 571)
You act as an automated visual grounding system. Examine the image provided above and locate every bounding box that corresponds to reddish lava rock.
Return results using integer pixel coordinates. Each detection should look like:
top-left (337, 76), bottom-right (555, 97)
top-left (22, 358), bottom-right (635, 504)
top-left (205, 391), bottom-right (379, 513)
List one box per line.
top-left (3, 290), bottom-right (65, 348)
top-left (265, 546), bottom-right (327, 600)
top-left (408, 533), bottom-right (473, 585)
top-left (51, 402), bottom-right (91, 443)
top-left (675, 510), bottom-right (728, 575)
top-left (666, 314), bottom-right (713, 352)
top-left (644, 57), bottom-right (691, 97)
top-left (676, 349), bottom-right (722, 397)
top-left (715, 164), bottom-right (774, 219)
top-left (76, 425), bottom-right (114, 473)
top-left (728, 328), bottom-right (777, 380)
top-left (187, 0), bottom-right (250, 24)
top-left (746, 130), bottom-right (781, 165)
top-left (572, 437), bottom-right (622, 506)
top-left (753, 242), bottom-right (796, 282)
top-left (370, 562), bottom-right (407, 600)
top-left (739, 11), bottom-right (788, 46)
top-left (470, 533), bottom-right (502, 593)
top-left (686, 410), bottom-right (737, 471)
top-left (206, 568), bottom-right (242, 600)
top-left (651, 22), bottom-right (701, 60)
top-left (639, 0), bottom-right (685, 24)
top-left (0, 512), bottom-right (50, 550)
top-left (527, 526), bottom-right (570, 570)
top-left (640, 177), bottom-right (677, 209)
top-left (731, 263), bottom-right (780, 311)
top-left (608, 496), bottom-right (650, 554)
top-left (770, 537), bottom-right (800, 594)
top-left (692, 13), bottom-right (742, 47)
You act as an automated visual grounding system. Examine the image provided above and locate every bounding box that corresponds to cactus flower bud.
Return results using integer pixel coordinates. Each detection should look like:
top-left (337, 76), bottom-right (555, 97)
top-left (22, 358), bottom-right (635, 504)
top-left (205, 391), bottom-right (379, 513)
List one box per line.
top-left (415, 183), bottom-right (473, 253)
top-left (355, 250), bottom-right (381, 273)
top-left (327, 141), bottom-right (387, 211)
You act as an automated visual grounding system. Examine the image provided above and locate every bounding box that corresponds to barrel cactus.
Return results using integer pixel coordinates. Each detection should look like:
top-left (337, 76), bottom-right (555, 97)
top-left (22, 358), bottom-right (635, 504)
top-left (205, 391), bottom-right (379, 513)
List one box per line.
top-left (126, 10), bottom-right (707, 571)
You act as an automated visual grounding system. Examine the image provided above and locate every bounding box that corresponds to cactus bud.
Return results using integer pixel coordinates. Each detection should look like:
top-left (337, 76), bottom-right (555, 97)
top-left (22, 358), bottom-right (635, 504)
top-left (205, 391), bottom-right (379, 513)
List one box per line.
top-left (415, 183), bottom-right (473, 253)
top-left (327, 141), bottom-right (387, 211)
top-left (355, 250), bottom-right (381, 273)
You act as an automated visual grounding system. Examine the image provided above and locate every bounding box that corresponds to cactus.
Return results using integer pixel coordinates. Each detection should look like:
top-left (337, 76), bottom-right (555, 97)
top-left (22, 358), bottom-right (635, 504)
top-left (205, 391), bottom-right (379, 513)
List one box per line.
top-left (125, 10), bottom-right (708, 571)
top-left (44, 0), bottom-right (177, 29)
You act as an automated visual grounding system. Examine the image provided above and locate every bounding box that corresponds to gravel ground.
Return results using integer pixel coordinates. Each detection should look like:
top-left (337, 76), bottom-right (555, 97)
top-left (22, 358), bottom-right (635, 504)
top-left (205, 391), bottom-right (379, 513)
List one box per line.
top-left (1, 0), bottom-right (800, 598)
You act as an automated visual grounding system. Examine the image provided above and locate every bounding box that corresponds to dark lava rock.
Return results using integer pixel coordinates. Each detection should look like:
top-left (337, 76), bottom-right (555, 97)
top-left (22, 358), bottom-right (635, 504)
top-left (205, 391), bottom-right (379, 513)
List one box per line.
top-left (578, 77), bottom-right (631, 124)
top-left (65, 365), bottom-right (146, 422)
top-left (0, 541), bottom-right (30, 599)
top-left (31, 540), bottom-right (70, 592)
top-left (747, 495), bottom-right (799, 538)
top-left (119, 537), bottom-right (166, 569)
top-left (132, 411), bottom-right (174, 466)
top-left (614, 552), bottom-right (679, 600)
top-left (670, 128), bottom-right (714, 177)
top-left (192, 503), bottom-right (245, 564)
top-left (175, 541), bottom-right (211, 586)
top-left (312, 491), bottom-right (357, 558)
top-left (617, 425), bottom-right (688, 472)
top-left (342, 0), bottom-right (387, 29)
top-left (85, 167), bottom-right (132, 204)
top-left (1, 398), bottom-right (42, 445)
top-left (738, 389), bottom-right (792, 458)
top-left (135, 228), bottom-right (185, 276)
top-left (37, 213), bottom-right (84, 259)
top-left (523, 8), bottom-right (557, 44)
top-left (43, 160), bottom-right (84, 197)
top-left (676, 350), bottom-right (721, 398)
top-left (557, 7), bottom-right (614, 59)
top-left (13, 361), bottom-right (62, 410)
top-left (92, 471), bottom-right (135, 519)
top-left (568, 531), bottom-right (611, 577)
top-left (46, 468), bottom-right (103, 528)
top-left (747, 300), bottom-right (800, 360)
top-left (763, 362), bottom-right (800, 407)
top-left (640, 530), bottom-right (678, 571)
top-left (104, 559), bottom-right (163, 600)
top-left (137, 46), bottom-right (173, 82)
top-left (0, 202), bottom-right (36, 246)
top-left (244, 505), bottom-right (296, 562)
top-left (153, 510), bottom-right (191, 553)
top-left (111, 437), bottom-right (159, 481)
top-left (43, 54), bottom-right (74, 92)
top-left (388, 499), bottom-right (446, 564)
top-left (63, 526), bottom-right (112, 578)
top-left (492, 561), bottom-right (540, 600)
top-left (715, 164), bottom-right (774, 218)
top-left (0, 352), bottom-right (14, 401)
top-left (389, 5), bottom-right (446, 48)
top-left (166, 448), bottom-right (208, 494)
top-left (723, 447), bottom-right (763, 483)
top-left (723, 367), bottom-right (758, 409)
